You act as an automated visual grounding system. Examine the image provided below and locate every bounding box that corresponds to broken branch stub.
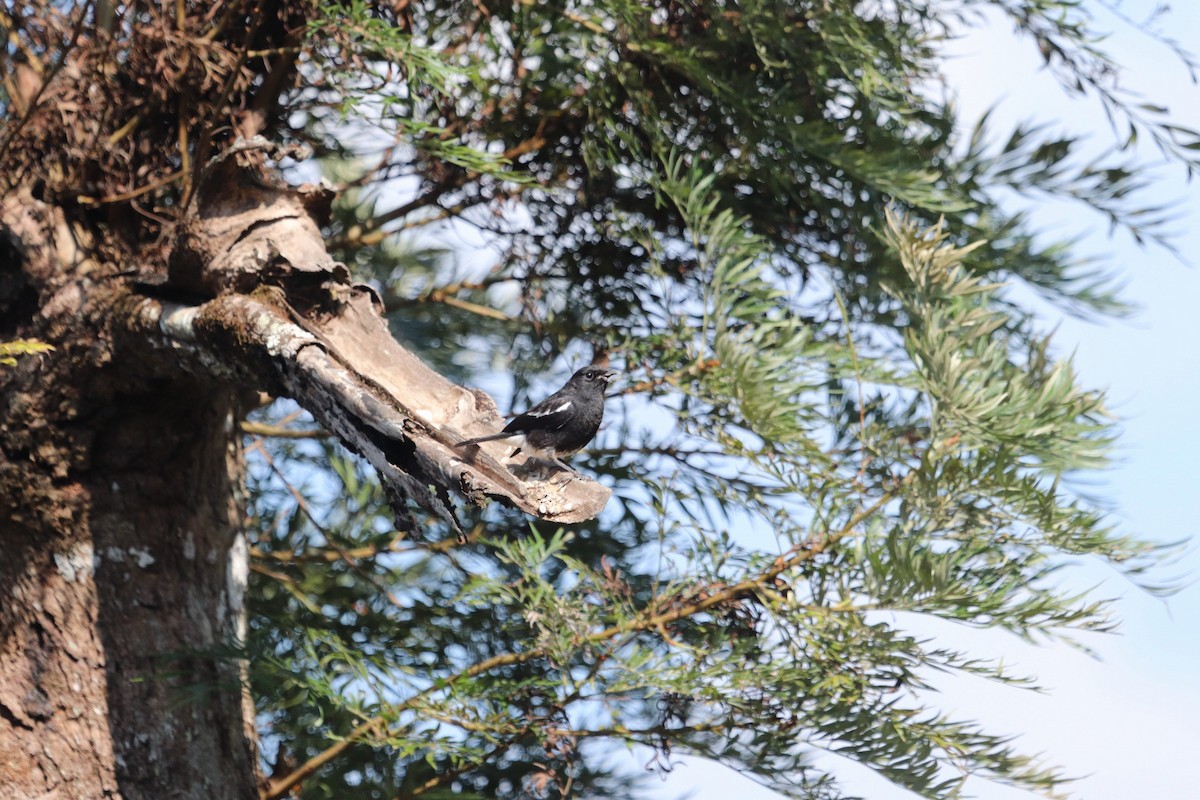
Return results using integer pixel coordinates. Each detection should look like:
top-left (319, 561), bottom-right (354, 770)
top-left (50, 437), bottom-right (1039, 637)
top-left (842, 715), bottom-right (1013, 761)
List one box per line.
top-left (153, 148), bottom-right (611, 528)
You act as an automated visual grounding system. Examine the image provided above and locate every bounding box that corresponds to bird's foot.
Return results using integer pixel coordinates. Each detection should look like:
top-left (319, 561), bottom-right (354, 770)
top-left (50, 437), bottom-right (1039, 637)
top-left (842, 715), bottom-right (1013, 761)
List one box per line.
top-left (510, 457), bottom-right (557, 481)
top-left (549, 471), bottom-right (575, 486)
top-left (546, 457), bottom-right (577, 485)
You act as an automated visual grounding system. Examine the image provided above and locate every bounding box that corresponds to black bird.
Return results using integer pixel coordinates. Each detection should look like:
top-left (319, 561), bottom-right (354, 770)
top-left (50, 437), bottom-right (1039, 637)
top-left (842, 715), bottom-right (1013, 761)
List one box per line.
top-left (456, 366), bottom-right (617, 470)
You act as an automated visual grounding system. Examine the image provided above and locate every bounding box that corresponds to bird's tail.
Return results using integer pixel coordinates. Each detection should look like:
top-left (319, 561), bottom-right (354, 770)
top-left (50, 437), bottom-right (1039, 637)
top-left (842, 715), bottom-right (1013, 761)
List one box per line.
top-left (455, 432), bottom-right (513, 448)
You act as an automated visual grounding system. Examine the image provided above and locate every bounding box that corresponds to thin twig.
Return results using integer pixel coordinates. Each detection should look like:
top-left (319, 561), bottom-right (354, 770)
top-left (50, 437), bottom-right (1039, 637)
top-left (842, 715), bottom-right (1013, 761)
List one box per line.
top-left (436, 294), bottom-right (513, 321)
top-left (620, 359), bottom-right (721, 394)
top-left (240, 420), bottom-right (328, 439)
top-left (328, 178), bottom-right (464, 249)
top-left (243, 409), bottom-right (309, 457)
top-left (384, 275), bottom-right (517, 321)
top-left (249, 531), bottom-right (406, 564)
top-left (249, 562), bottom-right (322, 614)
top-left (76, 170), bottom-right (185, 206)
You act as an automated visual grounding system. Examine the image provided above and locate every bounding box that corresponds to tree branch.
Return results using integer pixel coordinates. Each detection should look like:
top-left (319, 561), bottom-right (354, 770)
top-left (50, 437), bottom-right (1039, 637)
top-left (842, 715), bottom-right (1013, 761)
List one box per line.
top-left (124, 150), bottom-right (610, 531)
top-left (127, 288), bottom-right (608, 528)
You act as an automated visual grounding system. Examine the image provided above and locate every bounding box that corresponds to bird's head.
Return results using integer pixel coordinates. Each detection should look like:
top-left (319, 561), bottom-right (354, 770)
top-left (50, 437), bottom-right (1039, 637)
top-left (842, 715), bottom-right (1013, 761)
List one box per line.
top-left (574, 366), bottom-right (618, 387)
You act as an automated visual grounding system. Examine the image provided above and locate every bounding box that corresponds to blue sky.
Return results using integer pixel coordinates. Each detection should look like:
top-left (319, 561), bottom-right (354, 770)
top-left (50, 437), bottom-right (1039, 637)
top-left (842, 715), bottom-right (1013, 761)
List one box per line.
top-left (660, 3), bottom-right (1200, 798)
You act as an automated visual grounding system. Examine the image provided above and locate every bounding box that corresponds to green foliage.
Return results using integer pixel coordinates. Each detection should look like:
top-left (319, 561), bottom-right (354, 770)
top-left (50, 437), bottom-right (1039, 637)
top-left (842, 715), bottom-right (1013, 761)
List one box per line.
top-left (0, 339), bottom-right (54, 366)
top-left (244, 2), bottom-right (1190, 799)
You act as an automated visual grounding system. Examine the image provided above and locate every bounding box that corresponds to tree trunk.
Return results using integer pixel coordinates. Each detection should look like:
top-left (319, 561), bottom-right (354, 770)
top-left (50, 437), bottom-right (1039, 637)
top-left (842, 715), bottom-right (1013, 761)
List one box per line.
top-left (0, 197), bottom-right (260, 799)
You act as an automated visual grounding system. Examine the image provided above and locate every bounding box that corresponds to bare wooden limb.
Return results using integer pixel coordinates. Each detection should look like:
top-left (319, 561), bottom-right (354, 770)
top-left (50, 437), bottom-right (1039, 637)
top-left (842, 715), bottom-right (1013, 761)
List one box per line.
top-left (127, 289), bottom-right (609, 527)
top-left (126, 145), bottom-right (611, 530)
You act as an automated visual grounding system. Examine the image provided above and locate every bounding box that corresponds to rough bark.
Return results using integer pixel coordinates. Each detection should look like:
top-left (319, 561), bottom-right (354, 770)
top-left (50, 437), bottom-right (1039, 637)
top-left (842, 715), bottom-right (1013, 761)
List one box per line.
top-left (0, 195), bottom-right (260, 799)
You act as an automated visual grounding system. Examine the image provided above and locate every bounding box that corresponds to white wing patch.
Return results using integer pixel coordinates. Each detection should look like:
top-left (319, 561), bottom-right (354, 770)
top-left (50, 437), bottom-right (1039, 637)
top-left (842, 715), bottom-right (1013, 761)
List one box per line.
top-left (529, 400), bottom-right (571, 417)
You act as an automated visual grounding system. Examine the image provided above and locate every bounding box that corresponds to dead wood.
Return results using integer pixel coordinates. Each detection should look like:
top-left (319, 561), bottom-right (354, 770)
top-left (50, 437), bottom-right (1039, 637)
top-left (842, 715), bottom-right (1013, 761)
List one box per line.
top-left (138, 142), bottom-right (612, 529)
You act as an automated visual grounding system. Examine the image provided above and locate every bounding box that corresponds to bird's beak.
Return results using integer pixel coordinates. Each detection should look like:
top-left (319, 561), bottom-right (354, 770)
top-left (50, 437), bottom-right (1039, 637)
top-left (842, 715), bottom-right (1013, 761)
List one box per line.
top-left (600, 369), bottom-right (618, 384)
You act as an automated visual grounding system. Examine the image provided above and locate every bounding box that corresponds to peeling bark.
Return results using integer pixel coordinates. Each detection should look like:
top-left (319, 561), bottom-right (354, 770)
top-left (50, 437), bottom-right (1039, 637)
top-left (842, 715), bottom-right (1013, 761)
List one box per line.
top-left (149, 144), bottom-right (612, 526)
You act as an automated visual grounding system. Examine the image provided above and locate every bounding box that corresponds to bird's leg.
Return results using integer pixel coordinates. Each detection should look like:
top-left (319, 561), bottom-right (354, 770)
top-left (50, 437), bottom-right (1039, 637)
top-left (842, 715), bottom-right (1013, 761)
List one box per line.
top-left (548, 457), bottom-right (576, 485)
top-left (510, 455), bottom-right (560, 481)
